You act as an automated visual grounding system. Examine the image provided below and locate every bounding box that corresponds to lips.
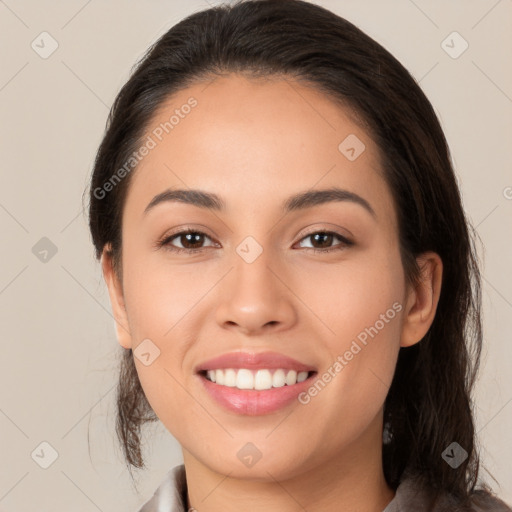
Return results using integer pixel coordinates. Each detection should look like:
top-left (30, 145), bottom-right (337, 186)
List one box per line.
top-left (195, 351), bottom-right (318, 415)
top-left (195, 351), bottom-right (317, 373)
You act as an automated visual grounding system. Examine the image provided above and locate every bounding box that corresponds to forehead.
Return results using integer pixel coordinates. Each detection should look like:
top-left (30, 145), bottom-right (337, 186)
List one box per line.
top-left (123, 73), bottom-right (394, 224)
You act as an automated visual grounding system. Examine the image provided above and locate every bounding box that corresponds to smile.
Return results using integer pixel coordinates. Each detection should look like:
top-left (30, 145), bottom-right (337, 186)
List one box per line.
top-left (202, 368), bottom-right (312, 390)
top-left (195, 351), bottom-right (318, 415)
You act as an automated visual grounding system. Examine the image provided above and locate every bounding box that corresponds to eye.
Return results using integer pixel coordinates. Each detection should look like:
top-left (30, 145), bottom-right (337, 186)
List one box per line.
top-left (156, 228), bottom-right (354, 255)
top-left (296, 231), bottom-right (354, 253)
top-left (157, 229), bottom-right (217, 254)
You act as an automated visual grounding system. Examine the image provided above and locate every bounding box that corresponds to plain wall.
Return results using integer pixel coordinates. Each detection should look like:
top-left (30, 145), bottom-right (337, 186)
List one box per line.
top-left (0, 1), bottom-right (511, 510)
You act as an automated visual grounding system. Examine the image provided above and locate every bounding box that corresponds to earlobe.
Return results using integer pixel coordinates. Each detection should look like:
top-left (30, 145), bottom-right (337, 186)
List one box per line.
top-left (400, 251), bottom-right (443, 348)
top-left (101, 244), bottom-right (132, 350)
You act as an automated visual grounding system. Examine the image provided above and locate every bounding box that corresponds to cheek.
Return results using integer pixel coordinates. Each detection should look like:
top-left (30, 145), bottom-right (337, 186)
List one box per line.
top-left (295, 246), bottom-right (405, 347)
top-left (121, 246), bottom-right (210, 341)
top-left (296, 247), bottom-right (404, 413)
top-left (120, 251), bottom-right (222, 428)
top-left (132, 360), bottom-right (198, 449)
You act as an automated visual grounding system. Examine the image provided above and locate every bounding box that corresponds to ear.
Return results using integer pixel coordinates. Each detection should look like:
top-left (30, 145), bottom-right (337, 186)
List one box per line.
top-left (400, 251), bottom-right (443, 348)
top-left (101, 244), bottom-right (132, 349)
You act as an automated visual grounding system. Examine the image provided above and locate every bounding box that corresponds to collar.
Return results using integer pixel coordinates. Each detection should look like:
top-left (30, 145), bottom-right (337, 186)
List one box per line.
top-left (136, 464), bottom-right (511, 512)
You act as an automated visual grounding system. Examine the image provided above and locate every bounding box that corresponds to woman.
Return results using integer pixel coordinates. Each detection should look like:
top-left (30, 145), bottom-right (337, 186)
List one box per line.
top-left (86, 0), bottom-right (511, 510)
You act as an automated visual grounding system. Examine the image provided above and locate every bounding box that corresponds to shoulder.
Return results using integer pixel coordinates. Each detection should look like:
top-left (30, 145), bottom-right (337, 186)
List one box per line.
top-left (386, 473), bottom-right (512, 512)
top-left (136, 465), bottom-right (188, 512)
top-left (467, 490), bottom-right (512, 512)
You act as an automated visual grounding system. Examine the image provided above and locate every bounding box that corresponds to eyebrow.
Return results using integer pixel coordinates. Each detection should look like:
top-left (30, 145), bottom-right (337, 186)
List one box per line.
top-left (143, 186), bottom-right (376, 218)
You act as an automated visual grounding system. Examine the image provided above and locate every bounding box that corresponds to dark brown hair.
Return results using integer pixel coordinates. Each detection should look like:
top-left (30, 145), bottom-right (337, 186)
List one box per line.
top-left (86, 0), bottom-right (490, 505)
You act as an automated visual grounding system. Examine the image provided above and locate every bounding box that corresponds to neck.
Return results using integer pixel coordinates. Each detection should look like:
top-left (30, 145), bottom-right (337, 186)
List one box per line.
top-left (182, 417), bottom-right (395, 512)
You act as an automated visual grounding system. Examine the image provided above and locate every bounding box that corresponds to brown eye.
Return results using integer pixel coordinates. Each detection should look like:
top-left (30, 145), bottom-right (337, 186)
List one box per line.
top-left (158, 230), bottom-right (217, 253)
top-left (310, 232), bottom-right (334, 249)
top-left (297, 231), bottom-right (353, 253)
top-left (176, 232), bottom-right (206, 249)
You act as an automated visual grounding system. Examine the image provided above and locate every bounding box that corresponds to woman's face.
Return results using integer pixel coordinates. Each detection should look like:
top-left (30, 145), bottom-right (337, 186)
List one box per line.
top-left (105, 73), bottom-right (412, 479)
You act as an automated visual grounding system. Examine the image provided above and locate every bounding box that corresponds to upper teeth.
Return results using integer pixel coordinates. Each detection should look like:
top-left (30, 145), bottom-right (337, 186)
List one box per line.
top-left (206, 369), bottom-right (309, 390)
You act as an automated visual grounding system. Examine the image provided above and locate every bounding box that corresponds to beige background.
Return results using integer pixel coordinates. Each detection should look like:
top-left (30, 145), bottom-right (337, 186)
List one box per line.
top-left (0, 0), bottom-right (511, 510)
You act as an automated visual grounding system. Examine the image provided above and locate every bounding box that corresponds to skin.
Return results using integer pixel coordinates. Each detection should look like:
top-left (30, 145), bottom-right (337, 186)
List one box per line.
top-left (102, 74), bottom-right (443, 512)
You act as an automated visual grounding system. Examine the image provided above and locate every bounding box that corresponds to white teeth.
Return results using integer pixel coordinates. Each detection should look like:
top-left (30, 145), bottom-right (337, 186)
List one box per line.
top-left (236, 369), bottom-right (254, 389)
top-left (285, 370), bottom-right (297, 386)
top-left (204, 368), bottom-right (311, 390)
top-left (272, 369), bottom-right (286, 387)
top-left (254, 369), bottom-right (272, 390)
top-left (297, 371), bottom-right (308, 383)
top-left (224, 369), bottom-right (237, 387)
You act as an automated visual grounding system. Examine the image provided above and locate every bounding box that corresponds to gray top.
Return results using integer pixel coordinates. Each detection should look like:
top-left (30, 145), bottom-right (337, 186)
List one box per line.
top-left (137, 464), bottom-right (511, 512)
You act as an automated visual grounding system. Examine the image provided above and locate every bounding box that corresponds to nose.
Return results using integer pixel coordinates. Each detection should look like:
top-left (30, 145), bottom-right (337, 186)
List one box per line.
top-left (214, 248), bottom-right (298, 336)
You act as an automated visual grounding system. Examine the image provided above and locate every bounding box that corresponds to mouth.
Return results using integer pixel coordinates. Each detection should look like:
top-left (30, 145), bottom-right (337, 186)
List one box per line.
top-left (198, 368), bottom-right (316, 390)
top-left (195, 351), bottom-right (318, 415)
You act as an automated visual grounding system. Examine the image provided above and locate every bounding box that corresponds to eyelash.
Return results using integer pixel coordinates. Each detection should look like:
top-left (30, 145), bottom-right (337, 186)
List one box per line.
top-left (156, 228), bottom-right (354, 255)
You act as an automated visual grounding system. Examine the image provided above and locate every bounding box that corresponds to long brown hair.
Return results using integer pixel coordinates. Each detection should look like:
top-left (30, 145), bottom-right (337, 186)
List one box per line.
top-left (86, 0), bottom-right (487, 503)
